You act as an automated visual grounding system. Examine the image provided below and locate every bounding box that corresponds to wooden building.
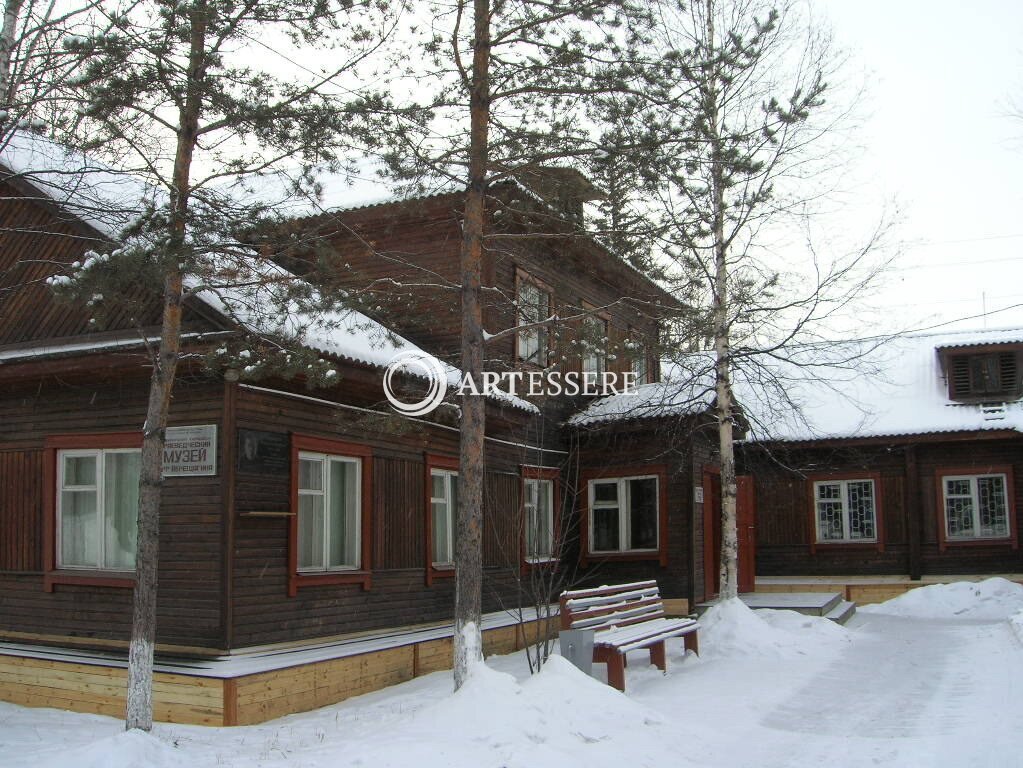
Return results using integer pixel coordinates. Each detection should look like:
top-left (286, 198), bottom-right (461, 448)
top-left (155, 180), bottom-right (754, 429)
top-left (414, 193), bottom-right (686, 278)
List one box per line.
top-left (737, 330), bottom-right (1023, 583)
top-left (0, 136), bottom-right (699, 723)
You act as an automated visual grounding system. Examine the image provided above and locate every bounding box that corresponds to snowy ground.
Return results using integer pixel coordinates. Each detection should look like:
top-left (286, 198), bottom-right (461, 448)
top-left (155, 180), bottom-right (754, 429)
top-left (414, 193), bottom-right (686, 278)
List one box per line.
top-left (1, 578), bottom-right (1021, 768)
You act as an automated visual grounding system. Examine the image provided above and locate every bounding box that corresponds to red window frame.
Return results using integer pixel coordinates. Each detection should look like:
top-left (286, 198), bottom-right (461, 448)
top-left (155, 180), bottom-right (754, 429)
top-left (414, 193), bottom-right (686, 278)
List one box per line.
top-left (43, 432), bottom-right (143, 592)
top-left (288, 434), bottom-right (373, 596)
top-left (805, 471), bottom-right (885, 554)
top-left (578, 464), bottom-right (668, 567)
top-left (934, 465), bottom-right (1017, 552)
top-left (521, 465), bottom-right (561, 569)
top-left (424, 453), bottom-right (459, 586)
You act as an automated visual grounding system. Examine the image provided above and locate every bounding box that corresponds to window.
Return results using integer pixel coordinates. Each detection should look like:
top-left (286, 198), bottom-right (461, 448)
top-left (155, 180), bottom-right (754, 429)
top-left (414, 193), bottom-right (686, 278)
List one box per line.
top-left (297, 451), bottom-right (361, 571)
top-left (942, 474), bottom-right (1010, 541)
top-left (813, 479), bottom-right (877, 543)
top-left (57, 449), bottom-right (140, 570)
top-left (948, 352), bottom-right (1019, 399)
top-left (431, 469), bottom-right (458, 566)
top-left (631, 341), bottom-right (649, 385)
top-left (524, 477), bottom-right (555, 561)
top-left (517, 276), bottom-right (550, 366)
top-left (581, 314), bottom-right (608, 375)
top-left (589, 476), bottom-right (658, 553)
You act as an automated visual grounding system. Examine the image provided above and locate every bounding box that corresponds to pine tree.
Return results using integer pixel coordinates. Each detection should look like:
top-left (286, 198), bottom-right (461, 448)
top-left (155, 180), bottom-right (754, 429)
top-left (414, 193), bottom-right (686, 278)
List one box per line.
top-left (381, 0), bottom-right (655, 688)
top-left (59, 0), bottom-right (401, 730)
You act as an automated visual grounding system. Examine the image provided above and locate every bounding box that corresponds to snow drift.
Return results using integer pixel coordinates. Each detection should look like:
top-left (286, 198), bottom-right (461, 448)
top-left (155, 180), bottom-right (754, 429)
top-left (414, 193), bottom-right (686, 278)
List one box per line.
top-left (697, 597), bottom-right (849, 660)
top-left (859, 577), bottom-right (1023, 620)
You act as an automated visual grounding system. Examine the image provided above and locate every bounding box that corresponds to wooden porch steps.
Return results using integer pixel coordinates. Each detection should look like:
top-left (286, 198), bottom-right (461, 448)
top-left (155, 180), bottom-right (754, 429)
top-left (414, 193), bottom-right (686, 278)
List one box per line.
top-left (694, 592), bottom-right (857, 624)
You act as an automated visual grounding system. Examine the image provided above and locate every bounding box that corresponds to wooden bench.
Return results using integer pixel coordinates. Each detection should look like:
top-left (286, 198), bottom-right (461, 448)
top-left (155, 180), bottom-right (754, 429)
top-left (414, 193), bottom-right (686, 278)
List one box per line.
top-left (559, 580), bottom-right (699, 691)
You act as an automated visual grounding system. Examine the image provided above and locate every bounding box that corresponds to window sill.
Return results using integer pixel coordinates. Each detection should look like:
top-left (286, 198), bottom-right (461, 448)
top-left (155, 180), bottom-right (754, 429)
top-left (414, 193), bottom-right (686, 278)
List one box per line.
top-left (584, 550), bottom-right (663, 565)
top-left (288, 570), bottom-right (371, 596)
top-left (44, 570), bottom-right (135, 592)
top-left (813, 540), bottom-right (879, 547)
top-left (426, 564), bottom-right (456, 586)
top-left (940, 536), bottom-right (1016, 550)
top-left (811, 540), bottom-right (884, 554)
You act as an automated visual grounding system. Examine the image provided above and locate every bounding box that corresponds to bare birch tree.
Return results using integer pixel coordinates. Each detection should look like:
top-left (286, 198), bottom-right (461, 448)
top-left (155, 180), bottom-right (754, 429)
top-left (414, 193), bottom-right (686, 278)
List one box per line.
top-left (633, 0), bottom-right (892, 599)
top-left (0, 0), bottom-right (101, 146)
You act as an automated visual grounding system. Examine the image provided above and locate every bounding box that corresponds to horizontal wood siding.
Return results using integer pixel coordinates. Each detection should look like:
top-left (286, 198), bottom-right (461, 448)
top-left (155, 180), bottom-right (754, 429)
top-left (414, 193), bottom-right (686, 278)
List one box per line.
top-left (571, 424), bottom-right (704, 605)
top-left (0, 374), bottom-right (225, 648)
top-left (230, 385), bottom-right (545, 648)
top-left (0, 654), bottom-right (225, 725)
top-left (743, 437), bottom-right (1023, 577)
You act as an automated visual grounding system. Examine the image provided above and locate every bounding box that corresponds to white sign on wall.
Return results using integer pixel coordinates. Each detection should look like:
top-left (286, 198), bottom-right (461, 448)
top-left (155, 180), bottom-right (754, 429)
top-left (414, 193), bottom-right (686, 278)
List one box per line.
top-left (163, 424), bottom-right (218, 477)
top-left (694, 487), bottom-right (704, 505)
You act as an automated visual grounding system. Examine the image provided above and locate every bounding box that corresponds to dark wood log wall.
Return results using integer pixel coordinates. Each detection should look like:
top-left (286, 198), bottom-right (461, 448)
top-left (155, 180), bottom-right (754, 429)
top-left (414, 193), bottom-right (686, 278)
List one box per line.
top-left (570, 419), bottom-right (708, 607)
top-left (228, 383), bottom-right (555, 648)
top-left (742, 437), bottom-right (1023, 577)
top-left (298, 194), bottom-right (666, 376)
top-left (0, 373), bottom-right (226, 648)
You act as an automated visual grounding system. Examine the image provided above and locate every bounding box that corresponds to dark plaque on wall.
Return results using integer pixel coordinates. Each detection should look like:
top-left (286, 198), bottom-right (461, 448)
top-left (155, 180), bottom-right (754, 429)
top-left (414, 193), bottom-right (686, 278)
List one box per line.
top-left (237, 429), bottom-right (290, 475)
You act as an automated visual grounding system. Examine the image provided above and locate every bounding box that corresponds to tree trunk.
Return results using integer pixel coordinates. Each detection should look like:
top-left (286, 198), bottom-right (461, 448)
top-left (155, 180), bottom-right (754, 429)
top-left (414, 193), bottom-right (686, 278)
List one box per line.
top-left (704, 0), bottom-right (739, 601)
top-left (125, 10), bottom-right (206, 732)
top-left (0, 0), bottom-right (25, 107)
top-left (453, 0), bottom-right (490, 691)
top-left (124, 272), bottom-right (182, 731)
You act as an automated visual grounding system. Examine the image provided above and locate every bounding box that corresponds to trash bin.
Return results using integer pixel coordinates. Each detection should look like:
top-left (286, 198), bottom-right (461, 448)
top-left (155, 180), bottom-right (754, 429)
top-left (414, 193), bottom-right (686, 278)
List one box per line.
top-left (559, 629), bottom-right (594, 675)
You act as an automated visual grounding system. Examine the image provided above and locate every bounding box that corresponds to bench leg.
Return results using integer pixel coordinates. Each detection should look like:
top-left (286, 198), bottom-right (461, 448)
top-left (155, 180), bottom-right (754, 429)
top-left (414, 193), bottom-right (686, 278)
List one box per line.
top-left (684, 631), bottom-right (699, 656)
top-left (650, 640), bottom-right (667, 671)
top-left (607, 652), bottom-right (626, 691)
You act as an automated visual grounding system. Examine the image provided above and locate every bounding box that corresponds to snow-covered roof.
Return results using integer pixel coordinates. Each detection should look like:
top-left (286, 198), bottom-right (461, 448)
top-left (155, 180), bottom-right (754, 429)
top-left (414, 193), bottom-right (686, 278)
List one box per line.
top-left (0, 133), bottom-right (536, 413)
top-left (568, 328), bottom-right (1023, 441)
top-left (0, 132), bottom-right (152, 237)
top-left (566, 377), bottom-right (715, 427)
top-left (932, 327), bottom-right (1023, 349)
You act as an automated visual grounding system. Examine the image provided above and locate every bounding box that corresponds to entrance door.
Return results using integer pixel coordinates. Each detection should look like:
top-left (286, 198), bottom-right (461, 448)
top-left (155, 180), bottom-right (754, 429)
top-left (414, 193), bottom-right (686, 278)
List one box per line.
top-left (702, 470), bottom-right (756, 598)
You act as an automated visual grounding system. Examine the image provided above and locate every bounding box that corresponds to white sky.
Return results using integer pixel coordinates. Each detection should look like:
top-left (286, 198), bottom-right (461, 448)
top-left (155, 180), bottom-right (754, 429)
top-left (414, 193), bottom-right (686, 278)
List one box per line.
top-left (819, 0), bottom-right (1023, 334)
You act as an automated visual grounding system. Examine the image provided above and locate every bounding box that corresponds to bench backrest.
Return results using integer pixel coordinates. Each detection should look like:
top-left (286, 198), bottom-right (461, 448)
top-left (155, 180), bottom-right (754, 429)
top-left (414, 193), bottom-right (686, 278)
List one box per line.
top-left (559, 580), bottom-right (665, 632)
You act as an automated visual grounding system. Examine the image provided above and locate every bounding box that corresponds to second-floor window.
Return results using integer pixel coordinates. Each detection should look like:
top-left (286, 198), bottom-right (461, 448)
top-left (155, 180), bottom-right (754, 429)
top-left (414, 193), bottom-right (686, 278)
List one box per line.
top-left (517, 277), bottom-right (550, 366)
top-left (581, 314), bottom-right (608, 374)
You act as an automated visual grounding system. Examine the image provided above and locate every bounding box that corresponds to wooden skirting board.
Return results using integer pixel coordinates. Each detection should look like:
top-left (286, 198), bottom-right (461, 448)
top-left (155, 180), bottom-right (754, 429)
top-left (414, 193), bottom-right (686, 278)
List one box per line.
top-left (0, 611), bottom-right (556, 726)
top-left (754, 575), bottom-right (1023, 605)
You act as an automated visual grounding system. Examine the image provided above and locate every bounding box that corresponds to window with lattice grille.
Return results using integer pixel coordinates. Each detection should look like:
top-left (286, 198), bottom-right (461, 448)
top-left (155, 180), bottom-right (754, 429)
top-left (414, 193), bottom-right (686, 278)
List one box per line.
top-left (941, 473), bottom-right (1010, 541)
top-left (812, 479), bottom-right (878, 543)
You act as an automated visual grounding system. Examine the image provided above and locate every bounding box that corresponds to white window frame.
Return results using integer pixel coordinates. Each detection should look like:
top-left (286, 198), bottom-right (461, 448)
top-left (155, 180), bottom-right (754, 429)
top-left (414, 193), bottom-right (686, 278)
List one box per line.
top-left (516, 278), bottom-right (550, 366)
top-left (581, 314), bottom-right (608, 375)
top-left (296, 451), bottom-right (362, 572)
top-left (56, 448), bottom-right (140, 571)
top-left (941, 473), bottom-right (1011, 541)
top-left (588, 475), bottom-right (659, 554)
top-left (431, 469), bottom-right (458, 567)
top-left (524, 477), bottom-right (556, 563)
top-left (812, 478), bottom-right (878, 543)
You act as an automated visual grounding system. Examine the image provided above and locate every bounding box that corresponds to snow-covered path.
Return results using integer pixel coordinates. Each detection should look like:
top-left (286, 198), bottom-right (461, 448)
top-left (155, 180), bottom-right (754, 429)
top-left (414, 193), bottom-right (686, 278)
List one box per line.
top-left (750, 614), bottom-right (1023, 768)
top-left (2, 580), bottom-right (1022, 768)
